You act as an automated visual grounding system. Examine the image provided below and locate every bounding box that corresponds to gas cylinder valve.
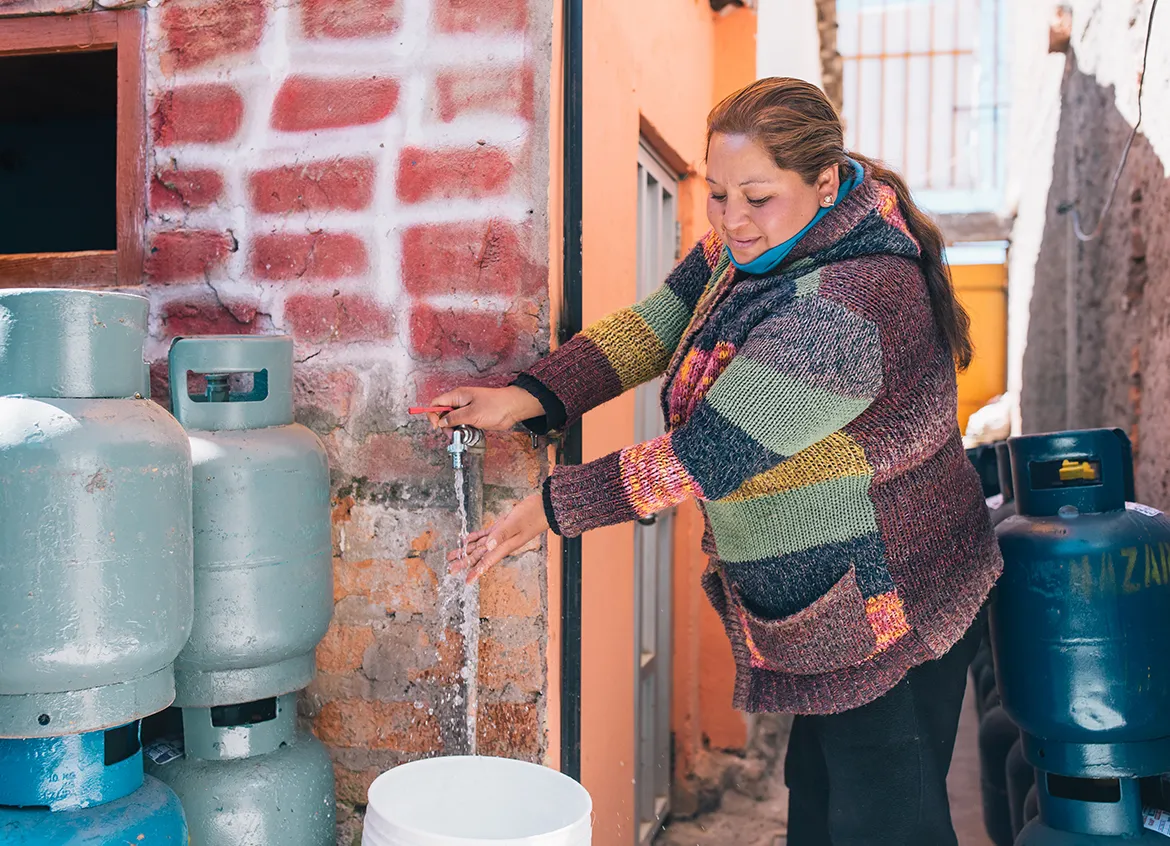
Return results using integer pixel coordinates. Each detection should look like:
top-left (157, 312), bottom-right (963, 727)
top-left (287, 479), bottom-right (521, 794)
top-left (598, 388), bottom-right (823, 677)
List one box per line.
top-left (448, 426), bottom-right (484, 470)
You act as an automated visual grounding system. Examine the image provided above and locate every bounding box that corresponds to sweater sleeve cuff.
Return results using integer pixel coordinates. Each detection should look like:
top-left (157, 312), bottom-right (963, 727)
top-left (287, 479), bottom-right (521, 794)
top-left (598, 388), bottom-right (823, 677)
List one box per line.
top-left (545, 453), bottom-right (640, 538)
top-left (512, 373), bottom-right (567, 435)
top-left (542, 476), bottom-right (562, 536)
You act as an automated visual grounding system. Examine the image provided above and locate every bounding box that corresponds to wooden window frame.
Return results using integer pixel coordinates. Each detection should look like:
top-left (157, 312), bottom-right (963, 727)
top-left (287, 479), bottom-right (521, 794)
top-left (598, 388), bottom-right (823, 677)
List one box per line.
top-left (0, 10), bottom-right (146, 289)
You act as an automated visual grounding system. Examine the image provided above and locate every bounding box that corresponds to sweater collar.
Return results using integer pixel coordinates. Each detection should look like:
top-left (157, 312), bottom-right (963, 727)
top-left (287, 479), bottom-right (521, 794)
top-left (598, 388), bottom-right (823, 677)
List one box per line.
top-left (781, 164), bottom-right (922, 269)
top-left (718, 164), bottom-right (922, 281)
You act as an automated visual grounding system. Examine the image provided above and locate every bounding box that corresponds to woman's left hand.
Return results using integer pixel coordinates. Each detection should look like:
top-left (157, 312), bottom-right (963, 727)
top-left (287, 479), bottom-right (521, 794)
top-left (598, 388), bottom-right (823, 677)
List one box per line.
top-left (448, 493), bottom-right (549, 584)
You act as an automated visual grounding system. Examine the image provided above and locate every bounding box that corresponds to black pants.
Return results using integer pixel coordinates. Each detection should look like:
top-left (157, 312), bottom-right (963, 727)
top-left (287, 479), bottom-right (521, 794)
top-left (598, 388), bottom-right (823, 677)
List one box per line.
top-left (784, 621), bottom-right (981, 846)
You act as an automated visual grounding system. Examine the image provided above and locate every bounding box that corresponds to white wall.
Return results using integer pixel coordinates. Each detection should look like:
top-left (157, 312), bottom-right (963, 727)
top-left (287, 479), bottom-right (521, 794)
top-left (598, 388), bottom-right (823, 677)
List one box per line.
top-left (756, 0), bottom-right (822, 83)
top-left (1003, 0), bottom-right (1069, 432)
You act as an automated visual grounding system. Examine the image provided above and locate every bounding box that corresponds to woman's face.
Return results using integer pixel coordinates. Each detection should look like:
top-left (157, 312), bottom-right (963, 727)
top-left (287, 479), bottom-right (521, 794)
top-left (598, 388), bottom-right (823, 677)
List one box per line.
top-left (706, 132), bottom-right (840, 265)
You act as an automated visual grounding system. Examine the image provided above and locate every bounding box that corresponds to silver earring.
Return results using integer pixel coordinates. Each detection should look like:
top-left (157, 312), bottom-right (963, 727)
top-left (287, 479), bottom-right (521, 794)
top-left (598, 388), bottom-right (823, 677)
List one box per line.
top-left (822, 197), bottom-right (834, 207)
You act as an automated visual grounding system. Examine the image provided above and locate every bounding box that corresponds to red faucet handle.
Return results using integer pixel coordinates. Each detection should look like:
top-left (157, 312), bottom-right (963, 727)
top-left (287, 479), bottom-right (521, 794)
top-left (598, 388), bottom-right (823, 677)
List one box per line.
top-left (409, 406), bottom-right (454, 415)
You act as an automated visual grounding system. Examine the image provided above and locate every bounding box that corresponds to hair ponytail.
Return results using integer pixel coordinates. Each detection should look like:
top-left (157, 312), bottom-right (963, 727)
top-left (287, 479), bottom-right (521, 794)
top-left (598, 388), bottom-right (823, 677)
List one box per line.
top-left (847, 152), bottom-right (973, 370)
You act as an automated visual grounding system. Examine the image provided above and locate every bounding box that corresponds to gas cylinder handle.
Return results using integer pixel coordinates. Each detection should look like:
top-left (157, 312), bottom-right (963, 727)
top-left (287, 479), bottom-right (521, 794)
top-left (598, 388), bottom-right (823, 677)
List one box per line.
top-left (1009, 429), bottom-right (1130, 517)
top-left (1112, 428), bottom-right (1137, 501)
top-left (169, 336), bottom-right (295, 432)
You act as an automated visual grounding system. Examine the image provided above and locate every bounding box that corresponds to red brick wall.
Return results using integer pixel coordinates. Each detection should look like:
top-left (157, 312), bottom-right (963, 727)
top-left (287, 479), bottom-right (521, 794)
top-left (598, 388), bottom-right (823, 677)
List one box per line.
top-left (138, 0), bottom-right (552, 839)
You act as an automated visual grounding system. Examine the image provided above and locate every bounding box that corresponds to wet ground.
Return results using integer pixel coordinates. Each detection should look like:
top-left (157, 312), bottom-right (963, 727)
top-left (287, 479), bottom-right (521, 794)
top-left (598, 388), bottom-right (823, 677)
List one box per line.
top-left (658, 681), bottom-right (993, 846)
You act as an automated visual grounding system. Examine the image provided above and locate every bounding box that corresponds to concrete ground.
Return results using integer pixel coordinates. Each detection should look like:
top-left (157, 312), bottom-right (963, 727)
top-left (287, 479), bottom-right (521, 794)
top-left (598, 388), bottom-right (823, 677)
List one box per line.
top-left (658, 681), bottom-right (993, 846)
top-left (950, 680), bottom-right (994, 846)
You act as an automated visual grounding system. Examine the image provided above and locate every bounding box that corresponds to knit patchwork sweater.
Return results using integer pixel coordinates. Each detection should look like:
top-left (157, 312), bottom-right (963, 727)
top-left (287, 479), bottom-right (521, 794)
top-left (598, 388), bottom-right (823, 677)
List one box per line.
top-left (517, 170), bottom-right (1003, 714)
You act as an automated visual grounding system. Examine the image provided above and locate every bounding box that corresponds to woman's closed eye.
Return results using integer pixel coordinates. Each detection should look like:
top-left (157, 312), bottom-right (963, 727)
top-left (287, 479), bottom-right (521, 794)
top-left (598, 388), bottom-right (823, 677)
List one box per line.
top-left (709, 192), bottom-right (772, 207)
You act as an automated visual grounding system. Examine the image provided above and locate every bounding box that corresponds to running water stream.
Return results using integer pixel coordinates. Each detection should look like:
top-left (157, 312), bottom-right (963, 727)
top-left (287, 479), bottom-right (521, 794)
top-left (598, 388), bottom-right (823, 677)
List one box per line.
top-left (437, 434), bottom-right (481, 756)
top-left (454, 462), bottom-right (478, 755)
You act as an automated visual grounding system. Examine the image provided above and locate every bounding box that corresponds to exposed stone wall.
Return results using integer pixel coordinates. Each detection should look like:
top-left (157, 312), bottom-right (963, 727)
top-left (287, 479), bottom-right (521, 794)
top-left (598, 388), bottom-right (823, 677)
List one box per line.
top-left (816, 0), bottom-right (842, 113)
top-left (1008, 0), bottom-right (1170, 506)
top-left (0, 0), bottom-right (554, 841)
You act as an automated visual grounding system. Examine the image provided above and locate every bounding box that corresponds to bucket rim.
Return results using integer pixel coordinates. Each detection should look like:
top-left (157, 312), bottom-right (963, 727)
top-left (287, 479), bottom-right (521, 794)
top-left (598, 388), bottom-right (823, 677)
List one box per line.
top-left (364, 756), bottom-right (593, 845)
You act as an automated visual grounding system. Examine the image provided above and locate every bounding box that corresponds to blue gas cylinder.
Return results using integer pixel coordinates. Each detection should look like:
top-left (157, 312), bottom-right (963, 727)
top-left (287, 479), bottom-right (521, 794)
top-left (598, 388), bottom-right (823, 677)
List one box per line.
top-left (0, 775), bottom-right (187, 844)
top-left (973, 442), bottom-right (1011, 722)
top-left (1007, 737), bottom-right (1037, 837)
top-left (968, 443), bottom-right (1002, 499)
top-left (991, 428), bottom-right (1170, 777)
top-left (979, 705), bottom-right (1018, 846)
top-left (1016, 772), bottom-right (1165, 844)
top-left (1025, 783), bottom-right (1039, 826)
top-left (0, 720), bottom-right (187, 843)
top-left (0, 723), bottom-right (143, 810)
top-left (973, 637), bottom-right (996, 721)
top-left (971, 441), bottom-right (1010, 724)
top-left (989, 441), bottom-right (1016, 527)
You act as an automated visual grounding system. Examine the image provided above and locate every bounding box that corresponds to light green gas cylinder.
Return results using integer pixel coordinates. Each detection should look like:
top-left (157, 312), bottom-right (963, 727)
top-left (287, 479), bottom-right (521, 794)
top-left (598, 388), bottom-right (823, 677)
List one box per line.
top-left (167, 336), bottom-right (332, 708)
top-left (0, 289), bottom-right (194, 739)
top-left (145, 694), bottom-right (335, 845)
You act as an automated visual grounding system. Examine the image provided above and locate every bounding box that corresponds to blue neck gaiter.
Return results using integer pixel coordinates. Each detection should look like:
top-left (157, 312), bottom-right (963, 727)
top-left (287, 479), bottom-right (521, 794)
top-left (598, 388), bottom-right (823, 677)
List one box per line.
top-left (728, 158), bottom-right (864, 276)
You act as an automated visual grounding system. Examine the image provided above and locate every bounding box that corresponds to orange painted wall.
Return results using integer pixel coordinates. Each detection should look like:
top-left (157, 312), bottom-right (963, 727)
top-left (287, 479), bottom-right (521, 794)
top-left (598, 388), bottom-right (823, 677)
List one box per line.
top-left (953, 262), bottom-right (1008, 432)
top-left (714, 6), bottom-right (758, 103)
top-left (575, 4), bottom-right (756, 845)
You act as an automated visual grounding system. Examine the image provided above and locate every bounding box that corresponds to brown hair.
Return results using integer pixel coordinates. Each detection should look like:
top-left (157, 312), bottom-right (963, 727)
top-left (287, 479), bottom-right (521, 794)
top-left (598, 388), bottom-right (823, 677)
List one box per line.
top-left (707, 77), bottom-right (973, 371)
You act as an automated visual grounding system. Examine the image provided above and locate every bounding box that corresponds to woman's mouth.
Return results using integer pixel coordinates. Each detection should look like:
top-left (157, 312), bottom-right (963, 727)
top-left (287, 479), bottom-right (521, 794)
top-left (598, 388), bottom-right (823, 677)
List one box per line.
top-left (726, 234), bottom-right (762, 253)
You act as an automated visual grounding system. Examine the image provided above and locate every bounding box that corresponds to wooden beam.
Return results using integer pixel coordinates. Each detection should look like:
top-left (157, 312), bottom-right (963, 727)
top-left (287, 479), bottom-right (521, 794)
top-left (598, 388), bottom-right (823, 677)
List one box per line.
top-left (0, 9), bottom-right (145, 288)
top-left (0, 252), bottom-right (119, 288)
top-left (0, 11), bottom-right (118, 56)
top-left (933, 211), bottom-right (1013, 246)
top-left (116, 8), bottom-right (146, 286)
top-left (638, 115), bottom-right (691, 178)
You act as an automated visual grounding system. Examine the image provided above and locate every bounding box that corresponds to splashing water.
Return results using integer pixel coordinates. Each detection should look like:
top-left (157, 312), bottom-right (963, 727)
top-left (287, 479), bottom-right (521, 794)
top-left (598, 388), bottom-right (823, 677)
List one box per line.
top-left (455, 464), bottom-right (470, 551)
top-left (456, 463), bottom-right (479, 755)
top-left (438, 461), bottom-right (479, 755)
top-left (438, 464), bottom-right (470, 630)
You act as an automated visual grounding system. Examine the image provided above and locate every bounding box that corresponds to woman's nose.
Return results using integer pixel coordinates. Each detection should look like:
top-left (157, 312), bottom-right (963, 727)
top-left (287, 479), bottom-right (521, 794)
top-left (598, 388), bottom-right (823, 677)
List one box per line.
top-left (722, 197), bottom-right (752, 229)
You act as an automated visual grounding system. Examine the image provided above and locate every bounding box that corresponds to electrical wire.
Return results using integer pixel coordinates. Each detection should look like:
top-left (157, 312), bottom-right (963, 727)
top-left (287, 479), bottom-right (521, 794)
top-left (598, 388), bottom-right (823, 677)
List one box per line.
top-left (1072, 0), bottom-right (1160, 242)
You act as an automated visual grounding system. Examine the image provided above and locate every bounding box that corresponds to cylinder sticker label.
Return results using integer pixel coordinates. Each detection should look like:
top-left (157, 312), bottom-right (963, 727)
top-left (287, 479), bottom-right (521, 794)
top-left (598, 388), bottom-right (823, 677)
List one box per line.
top-left (144, 737), bottom-right (184, 766)
top-left (1128, 502), bottom-right (1164, 517)
top-left (1144, 807), bottom-right (1170, 836)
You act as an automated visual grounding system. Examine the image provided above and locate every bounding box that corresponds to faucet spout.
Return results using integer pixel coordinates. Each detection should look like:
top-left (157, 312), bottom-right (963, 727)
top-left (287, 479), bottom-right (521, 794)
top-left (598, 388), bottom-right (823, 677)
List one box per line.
top-left (448, 429), bottom-right (464, 470)
top-left (447, 425), bottom-right (484, 470)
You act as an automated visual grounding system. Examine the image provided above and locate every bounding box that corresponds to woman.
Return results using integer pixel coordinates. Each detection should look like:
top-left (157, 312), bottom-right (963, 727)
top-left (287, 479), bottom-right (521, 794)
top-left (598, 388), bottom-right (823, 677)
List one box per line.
top-left (431, 78), bottom-right (1002, 845)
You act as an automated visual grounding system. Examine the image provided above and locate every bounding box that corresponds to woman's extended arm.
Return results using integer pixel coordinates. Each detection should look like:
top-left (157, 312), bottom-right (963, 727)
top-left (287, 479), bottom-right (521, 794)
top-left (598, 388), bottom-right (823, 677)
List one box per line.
top-left (450, 291), bottom-right (886, 580)
top-left (511, 232), bottom-right (721, 433)
top-left (542, 291), bottom-right (885, 536)
top-left (433, 232), bottom-right (721, 434)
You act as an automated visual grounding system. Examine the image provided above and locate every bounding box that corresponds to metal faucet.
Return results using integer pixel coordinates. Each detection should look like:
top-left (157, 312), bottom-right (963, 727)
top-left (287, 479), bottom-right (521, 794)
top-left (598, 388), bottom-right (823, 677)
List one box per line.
top-left (448, 425), bottom-right (484, 470)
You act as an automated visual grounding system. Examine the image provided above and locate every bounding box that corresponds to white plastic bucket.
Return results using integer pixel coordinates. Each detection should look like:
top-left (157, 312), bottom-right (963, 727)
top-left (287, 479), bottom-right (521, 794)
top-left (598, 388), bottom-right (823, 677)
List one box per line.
top-left (362, 756), bottom-right (593, 846)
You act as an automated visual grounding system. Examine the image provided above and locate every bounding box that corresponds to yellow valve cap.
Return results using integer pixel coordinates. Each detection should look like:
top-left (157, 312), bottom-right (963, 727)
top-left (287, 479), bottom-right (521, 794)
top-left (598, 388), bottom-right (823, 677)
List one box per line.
top-left (1059, 460), bottom-right (1098, 482)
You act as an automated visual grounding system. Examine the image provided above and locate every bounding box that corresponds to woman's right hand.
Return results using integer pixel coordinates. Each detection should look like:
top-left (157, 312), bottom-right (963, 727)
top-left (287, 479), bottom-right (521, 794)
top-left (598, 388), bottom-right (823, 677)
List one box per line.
top-left (426, 386), bottom-right (544, 432)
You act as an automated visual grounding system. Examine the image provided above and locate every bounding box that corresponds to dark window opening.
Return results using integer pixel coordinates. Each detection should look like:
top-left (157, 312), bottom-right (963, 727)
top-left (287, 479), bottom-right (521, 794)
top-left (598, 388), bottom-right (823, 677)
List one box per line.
top-left (1047, 773), bottom-right (1123, 804)
top-left (141, 706), bottom-right (183, 747)
top-left (0, 50), bottom-right (118, 254)
top-left (103, 720), bottom-right (141, 766)
top-left (210, 697), bottom-right (279, 728)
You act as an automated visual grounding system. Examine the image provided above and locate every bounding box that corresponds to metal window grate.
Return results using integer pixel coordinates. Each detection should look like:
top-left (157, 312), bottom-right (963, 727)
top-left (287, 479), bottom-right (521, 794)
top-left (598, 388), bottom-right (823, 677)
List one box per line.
top-left (635, 142), bottom-right (677, 846)
top-left (837, 0), bottom-right (1011, 212)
